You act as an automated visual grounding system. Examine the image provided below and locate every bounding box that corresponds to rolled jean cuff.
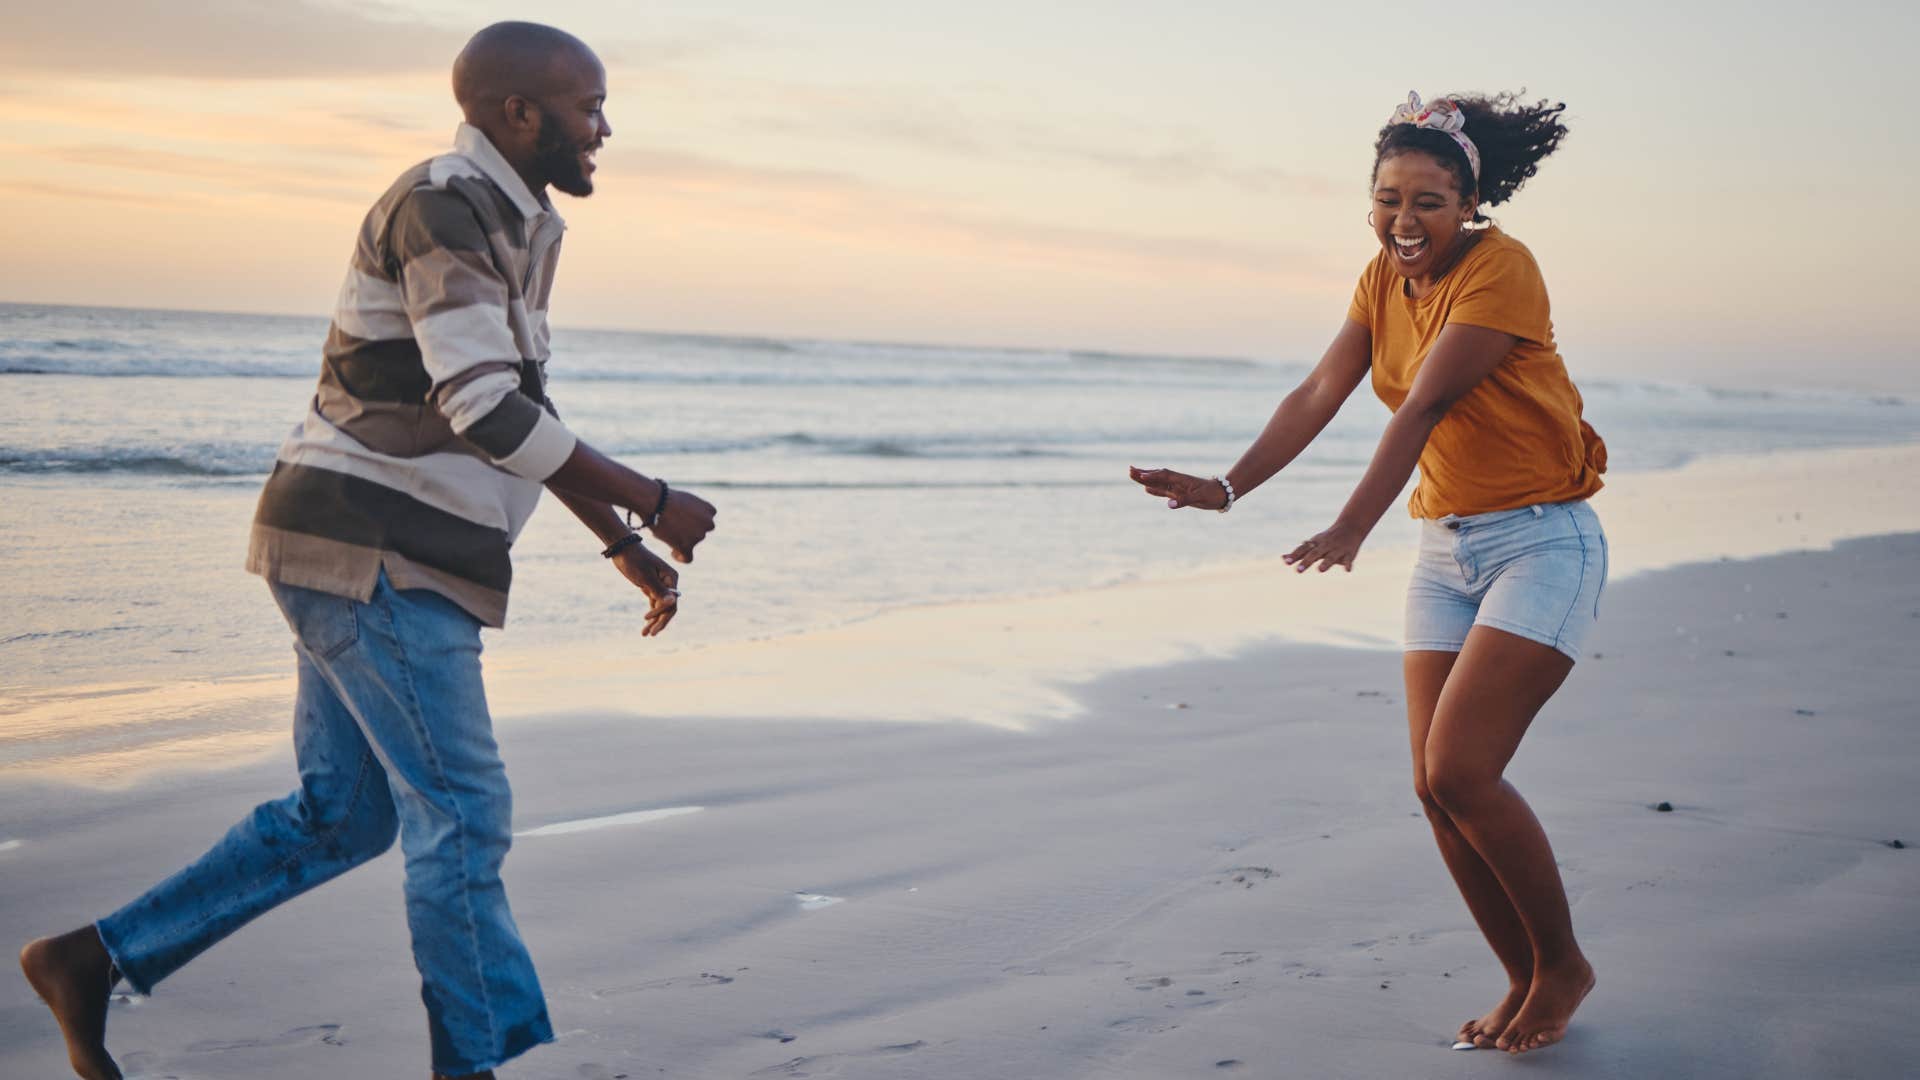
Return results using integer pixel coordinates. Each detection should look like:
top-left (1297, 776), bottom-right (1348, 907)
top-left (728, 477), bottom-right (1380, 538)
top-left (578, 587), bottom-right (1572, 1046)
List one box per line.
top-left (92, 917), bottom-right (153, 997)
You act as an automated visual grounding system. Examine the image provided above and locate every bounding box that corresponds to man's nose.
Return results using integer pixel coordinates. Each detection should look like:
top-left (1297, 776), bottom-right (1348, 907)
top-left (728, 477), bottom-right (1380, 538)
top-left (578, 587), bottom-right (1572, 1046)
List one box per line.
top-left (598, 113), bottom-right (613, 140)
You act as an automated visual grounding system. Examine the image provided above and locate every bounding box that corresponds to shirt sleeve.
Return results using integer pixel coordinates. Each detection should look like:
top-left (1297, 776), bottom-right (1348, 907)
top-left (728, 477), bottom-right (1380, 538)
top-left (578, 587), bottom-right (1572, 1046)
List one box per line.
top-left (1347, 253), bottom-right (1383, 328)
top-left (1445, 243), bottom-right (1551, 344)
top-left (389, 188), bottom-right (577, 481)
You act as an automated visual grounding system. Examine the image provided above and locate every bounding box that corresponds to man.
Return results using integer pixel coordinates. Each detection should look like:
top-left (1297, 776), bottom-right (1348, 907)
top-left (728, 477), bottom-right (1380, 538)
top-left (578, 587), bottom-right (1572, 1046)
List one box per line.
top-left (18, 22), bottom-right (713, 1080)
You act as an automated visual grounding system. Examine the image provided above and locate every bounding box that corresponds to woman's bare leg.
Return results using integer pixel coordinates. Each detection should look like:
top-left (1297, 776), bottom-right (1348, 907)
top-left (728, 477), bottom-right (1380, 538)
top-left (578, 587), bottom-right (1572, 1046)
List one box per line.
top-left (1405, 649), bottom-right (1536, 1047)
top-left (1423, 626), bottom-right (1594, 1054)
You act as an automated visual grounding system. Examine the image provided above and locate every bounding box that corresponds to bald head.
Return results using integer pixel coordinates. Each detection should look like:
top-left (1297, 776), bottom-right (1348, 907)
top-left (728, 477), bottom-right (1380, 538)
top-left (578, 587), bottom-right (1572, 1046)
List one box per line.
top-left (451, 21), bottom-right (611, 198)
top-left (453, 21), bottom-right (598, 125)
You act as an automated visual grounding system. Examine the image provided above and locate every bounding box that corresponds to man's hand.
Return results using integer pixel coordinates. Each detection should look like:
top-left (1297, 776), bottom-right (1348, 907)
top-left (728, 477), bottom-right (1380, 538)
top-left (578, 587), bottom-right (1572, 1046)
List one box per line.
top-left (649, 488), bottom-right (718, 564)
top-left (545, 444), bottom-right (720, 565)
top-left (611, 543), bottom-right (681, 636)
top-left (1129, 466), bottom-right (1229, 510)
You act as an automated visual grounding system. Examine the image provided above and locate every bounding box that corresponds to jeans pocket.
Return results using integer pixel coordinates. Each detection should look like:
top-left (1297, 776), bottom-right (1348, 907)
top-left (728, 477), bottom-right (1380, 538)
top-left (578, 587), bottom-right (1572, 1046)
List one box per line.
top-left (280, 587), bottom-right (361, 659)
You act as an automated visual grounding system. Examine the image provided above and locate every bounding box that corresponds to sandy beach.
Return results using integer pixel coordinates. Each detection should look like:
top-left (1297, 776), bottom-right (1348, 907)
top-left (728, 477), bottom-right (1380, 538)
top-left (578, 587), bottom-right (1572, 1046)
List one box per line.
top-left (4, 450), bottom-right (1919, 1078)
top-left (7, 3), bottom-right (1918, 1074)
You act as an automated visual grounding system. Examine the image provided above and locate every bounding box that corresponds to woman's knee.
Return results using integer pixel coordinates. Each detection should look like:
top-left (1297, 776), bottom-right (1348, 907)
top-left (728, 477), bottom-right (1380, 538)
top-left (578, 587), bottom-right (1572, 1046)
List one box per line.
top-left (1411, 772), bottom-right (1451, 822)
top-left (1423, 753), bottom-right (1501, 815)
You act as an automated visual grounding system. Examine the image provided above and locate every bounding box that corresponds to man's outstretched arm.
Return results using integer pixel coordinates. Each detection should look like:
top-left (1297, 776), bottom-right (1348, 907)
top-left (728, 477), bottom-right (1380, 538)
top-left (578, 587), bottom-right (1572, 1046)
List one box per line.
top-left (550, 486), bottom-right (686, 638)
top-left (543, 441), bottom-right (715, 565)
top-left (385, 188), bottom-right (717, 563)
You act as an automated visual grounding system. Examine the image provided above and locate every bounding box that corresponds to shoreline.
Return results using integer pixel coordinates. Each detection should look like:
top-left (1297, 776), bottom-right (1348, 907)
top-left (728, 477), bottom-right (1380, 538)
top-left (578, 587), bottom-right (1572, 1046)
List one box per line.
top-left (5, 440), bottom-right (1920, 784)
top-left (2, 532), bottom-right (1915, 1078)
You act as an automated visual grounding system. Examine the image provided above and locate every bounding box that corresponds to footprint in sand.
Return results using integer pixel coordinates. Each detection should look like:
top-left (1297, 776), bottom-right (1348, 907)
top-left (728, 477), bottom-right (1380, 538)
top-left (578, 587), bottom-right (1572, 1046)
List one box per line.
top-left (185, 1023), bottom-right (345, 1052)
top-left (1213, 866), bottom-right (1275, 889)
top-left (592, 972), bottom-right (736, 998)
top-left (1108, 1015), bottom-right (1180, 1034)
top-left (752, 1040), bottom-right (928, 1077)
top-left (575, 1065), bottom-right (632, 1079)
top-left (1130, 976), bottom-right (1174, 991)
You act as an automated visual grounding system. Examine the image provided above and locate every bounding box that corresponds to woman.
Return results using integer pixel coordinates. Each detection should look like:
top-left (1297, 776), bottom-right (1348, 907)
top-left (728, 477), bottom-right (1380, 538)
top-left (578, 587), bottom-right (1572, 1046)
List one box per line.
top-left (1130, 91), bottom-right (1605, 1055)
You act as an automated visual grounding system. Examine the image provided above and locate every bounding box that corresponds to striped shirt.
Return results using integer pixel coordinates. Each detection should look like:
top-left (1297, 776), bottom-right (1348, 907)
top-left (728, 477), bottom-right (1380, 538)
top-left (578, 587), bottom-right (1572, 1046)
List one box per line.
top-left (247, 124), bottom-right (579, 627)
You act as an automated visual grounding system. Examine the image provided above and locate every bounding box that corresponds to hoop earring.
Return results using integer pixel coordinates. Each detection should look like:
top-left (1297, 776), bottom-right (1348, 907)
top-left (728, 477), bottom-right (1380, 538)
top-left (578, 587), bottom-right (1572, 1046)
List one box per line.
top-left (1366, 211), bottom-right (1375, 227)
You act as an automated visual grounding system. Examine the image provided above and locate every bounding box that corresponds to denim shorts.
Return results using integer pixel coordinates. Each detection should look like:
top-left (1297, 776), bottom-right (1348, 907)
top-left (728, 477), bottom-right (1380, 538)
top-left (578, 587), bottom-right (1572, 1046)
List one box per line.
top-left (1404, 500), bottom-right (1608, 662)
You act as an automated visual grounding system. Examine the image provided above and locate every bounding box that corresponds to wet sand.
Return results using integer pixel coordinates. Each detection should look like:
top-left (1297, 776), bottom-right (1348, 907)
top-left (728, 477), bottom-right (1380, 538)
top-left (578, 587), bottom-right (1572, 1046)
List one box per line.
top-left (3, 528), bottom-right (1917, 1078)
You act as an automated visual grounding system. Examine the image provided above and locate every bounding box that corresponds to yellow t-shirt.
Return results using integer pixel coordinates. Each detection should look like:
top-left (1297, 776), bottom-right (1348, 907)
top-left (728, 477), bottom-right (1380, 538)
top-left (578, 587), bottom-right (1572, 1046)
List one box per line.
top-left (1346, 227), bottom-right (1607, 519)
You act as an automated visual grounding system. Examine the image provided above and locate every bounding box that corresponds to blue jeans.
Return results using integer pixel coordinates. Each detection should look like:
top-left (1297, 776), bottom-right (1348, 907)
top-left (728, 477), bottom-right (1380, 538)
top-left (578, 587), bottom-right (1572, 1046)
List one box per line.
top-left (95, 573), bottom-right (553, 1075)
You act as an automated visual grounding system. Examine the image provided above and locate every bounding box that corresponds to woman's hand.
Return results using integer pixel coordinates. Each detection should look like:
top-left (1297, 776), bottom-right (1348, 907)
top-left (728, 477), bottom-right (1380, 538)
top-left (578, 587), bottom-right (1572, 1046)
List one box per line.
top-left (611, 543), bottom-right (681, 636)
top-left (1129, 466), bottom-right (1228, 510)
top-left (1284, 520), bottom-right (1367, 573)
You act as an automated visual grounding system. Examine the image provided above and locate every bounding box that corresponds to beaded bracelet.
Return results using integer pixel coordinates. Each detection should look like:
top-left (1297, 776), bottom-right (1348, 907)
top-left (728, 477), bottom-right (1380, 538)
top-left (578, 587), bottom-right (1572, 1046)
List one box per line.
top-left (625, 480), bottom-right (672, 532)
top-left (1213, 475), bottom-right (1236, 514)
top-left (601, 532), bottom-right (644, 559)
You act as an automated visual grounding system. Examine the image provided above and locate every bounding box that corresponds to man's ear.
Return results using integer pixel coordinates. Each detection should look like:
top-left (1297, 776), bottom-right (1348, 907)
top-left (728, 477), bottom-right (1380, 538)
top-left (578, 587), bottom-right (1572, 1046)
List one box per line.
top-left (502, 94), bottom-right (540, 135)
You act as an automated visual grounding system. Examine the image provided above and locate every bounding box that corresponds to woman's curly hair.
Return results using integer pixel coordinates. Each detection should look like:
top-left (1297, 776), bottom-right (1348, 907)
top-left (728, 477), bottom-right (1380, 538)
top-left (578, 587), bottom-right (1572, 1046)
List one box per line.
top-left (1371, 92), bottom-right (1568, 222)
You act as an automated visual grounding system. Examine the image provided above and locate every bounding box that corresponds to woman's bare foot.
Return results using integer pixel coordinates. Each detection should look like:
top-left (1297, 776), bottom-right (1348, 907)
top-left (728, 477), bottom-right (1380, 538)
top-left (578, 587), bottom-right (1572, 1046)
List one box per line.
top-left (1497, 957), bottom-right (1595, 1054)
top-left (19, 926), bottom-right (122, 1080)
top-left (1457, 980), bottom-right (1529, 1049)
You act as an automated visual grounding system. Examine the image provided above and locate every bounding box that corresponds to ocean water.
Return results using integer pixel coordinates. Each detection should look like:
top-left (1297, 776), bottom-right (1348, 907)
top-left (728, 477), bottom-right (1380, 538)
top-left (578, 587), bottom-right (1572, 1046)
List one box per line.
top-left (3, 300), bottom-right (1918, 712)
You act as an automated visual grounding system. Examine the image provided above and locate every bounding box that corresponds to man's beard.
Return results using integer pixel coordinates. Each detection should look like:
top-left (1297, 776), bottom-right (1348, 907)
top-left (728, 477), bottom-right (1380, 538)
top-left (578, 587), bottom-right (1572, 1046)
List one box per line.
top-left (534, 115), bottom-right (594, 197)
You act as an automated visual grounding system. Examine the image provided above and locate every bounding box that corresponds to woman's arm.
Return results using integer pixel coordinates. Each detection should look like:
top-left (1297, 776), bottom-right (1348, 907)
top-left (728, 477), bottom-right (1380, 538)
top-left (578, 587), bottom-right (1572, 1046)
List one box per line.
top-left (1283, 322), bottom-right (1518, 572)
top-left (1130, 318), bottom-right (1372, 509)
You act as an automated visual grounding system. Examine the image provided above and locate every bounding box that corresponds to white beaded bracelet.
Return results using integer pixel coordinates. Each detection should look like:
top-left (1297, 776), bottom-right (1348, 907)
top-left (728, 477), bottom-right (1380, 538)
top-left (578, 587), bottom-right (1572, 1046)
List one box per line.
top-left (1213, 475), bottom-right (1236, 513)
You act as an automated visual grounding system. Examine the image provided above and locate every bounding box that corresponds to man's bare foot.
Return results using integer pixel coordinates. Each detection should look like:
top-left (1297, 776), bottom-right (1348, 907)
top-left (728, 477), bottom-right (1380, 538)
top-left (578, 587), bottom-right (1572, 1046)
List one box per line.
top-left (1457, 980), bottom-right (1529, 1049)
top-left (1496, 957), bottom-right (1595, 1054)
top-left (19, 926), bottom-right (122, 1080)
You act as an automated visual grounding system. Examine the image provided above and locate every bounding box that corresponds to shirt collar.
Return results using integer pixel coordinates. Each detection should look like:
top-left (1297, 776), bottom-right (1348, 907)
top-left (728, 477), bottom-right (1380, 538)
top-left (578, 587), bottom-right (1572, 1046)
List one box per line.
top-left (452, 122), bottom-right (562, 228)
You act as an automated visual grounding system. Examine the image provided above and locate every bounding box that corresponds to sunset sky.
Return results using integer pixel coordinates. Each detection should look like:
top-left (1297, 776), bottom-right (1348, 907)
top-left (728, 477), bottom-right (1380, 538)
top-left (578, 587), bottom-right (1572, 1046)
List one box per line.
top-left (1, 1), bottom-right (1912, 390)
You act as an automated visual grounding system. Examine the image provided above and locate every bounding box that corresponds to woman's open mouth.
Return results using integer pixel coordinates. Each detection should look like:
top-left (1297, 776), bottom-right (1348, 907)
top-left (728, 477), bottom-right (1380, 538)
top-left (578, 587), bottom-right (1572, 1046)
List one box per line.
top-left (1392, 235), bottom-right (1428, 263)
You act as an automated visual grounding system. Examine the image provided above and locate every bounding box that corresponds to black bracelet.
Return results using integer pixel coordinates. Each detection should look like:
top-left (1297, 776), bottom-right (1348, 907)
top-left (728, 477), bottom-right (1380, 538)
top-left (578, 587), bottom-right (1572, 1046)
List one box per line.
top-left (624, 480), bottom-right (671, 532)
top-left (601, 532), bottom-right (644, 559)
top-left (644, 480), bottom-right (671, 530)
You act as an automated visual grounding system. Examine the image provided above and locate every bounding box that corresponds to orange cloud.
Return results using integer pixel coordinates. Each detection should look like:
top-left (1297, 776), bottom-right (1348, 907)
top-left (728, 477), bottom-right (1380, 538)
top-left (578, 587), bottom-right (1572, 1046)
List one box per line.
top-left (0, 1), bottom-right (461, 79)
top-left (601, 146), bottom-right (1344, 287)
